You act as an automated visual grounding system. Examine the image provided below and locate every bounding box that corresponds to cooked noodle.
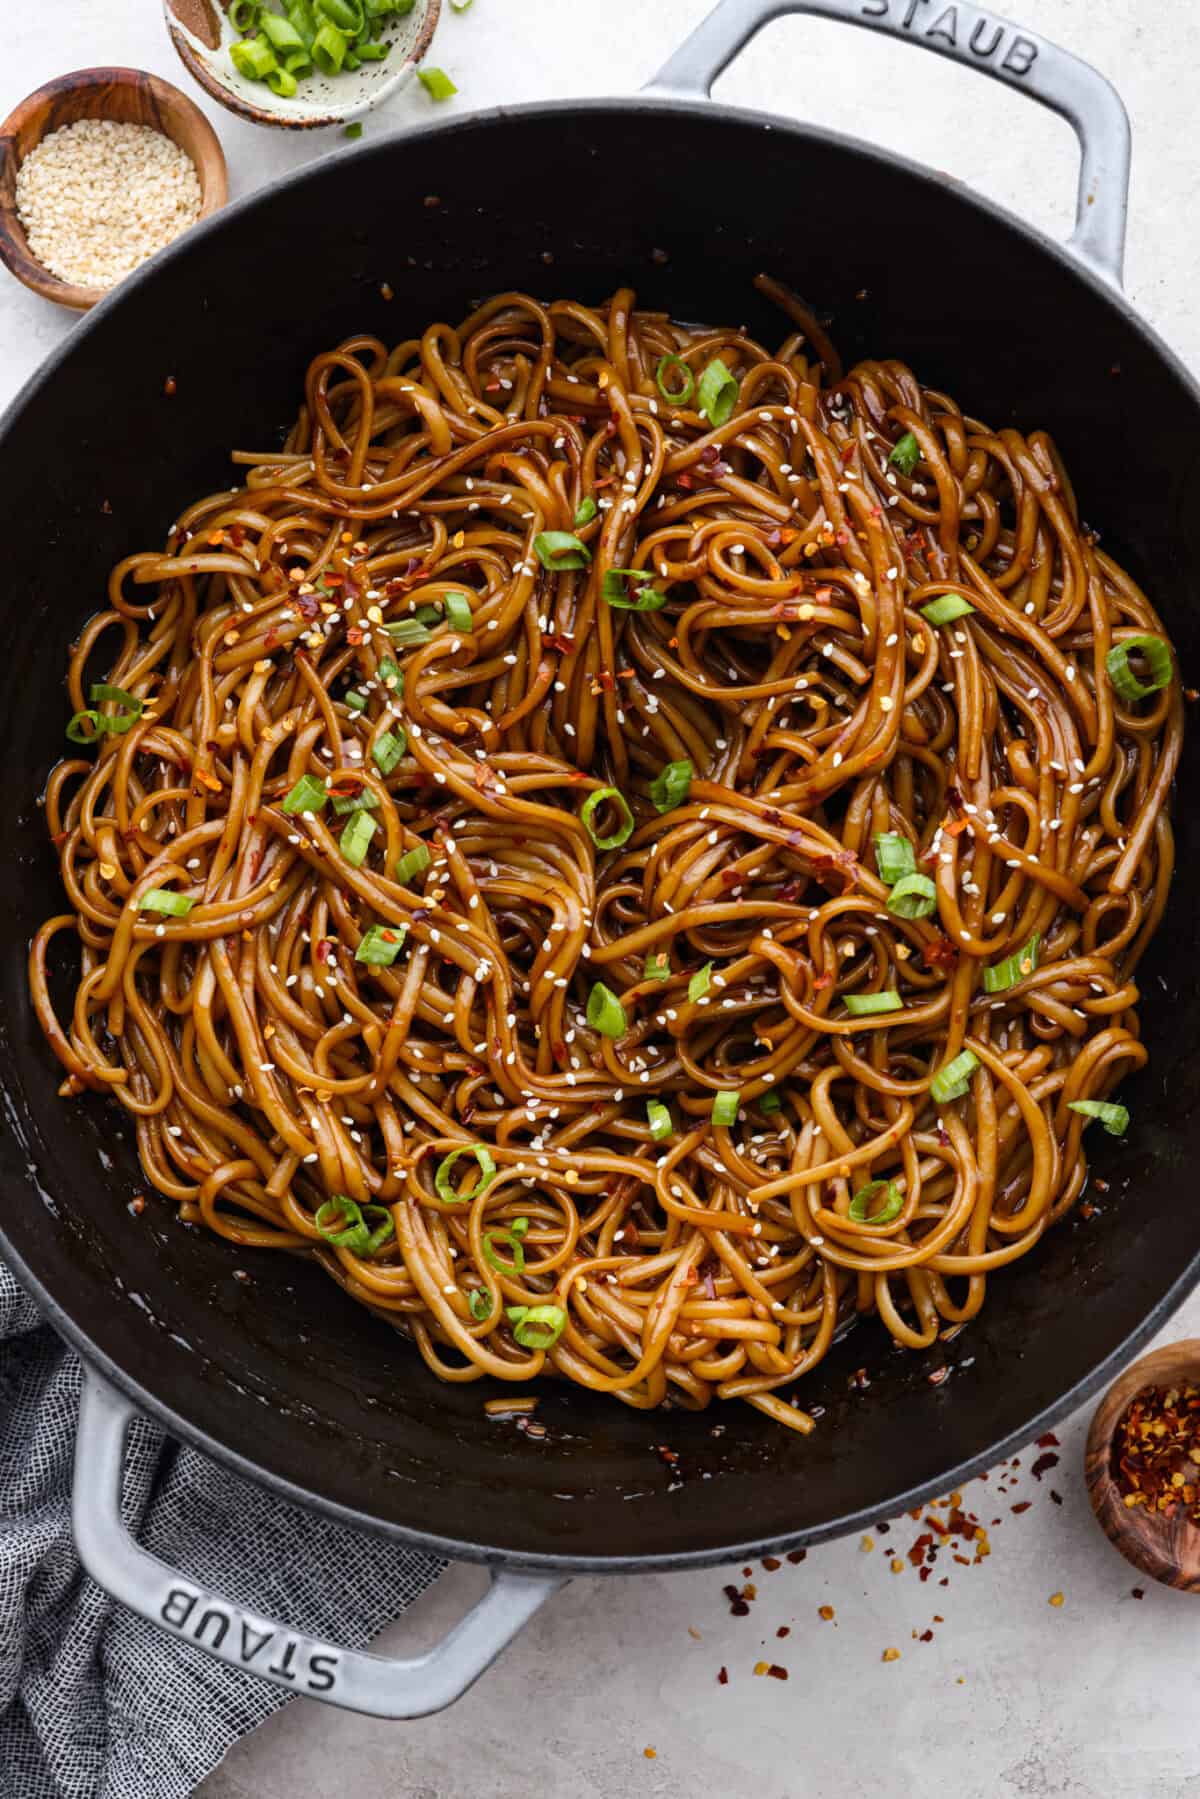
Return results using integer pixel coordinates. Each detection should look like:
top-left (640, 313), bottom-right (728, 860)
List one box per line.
top-left (30, 280), bottom-right (1182, 1432)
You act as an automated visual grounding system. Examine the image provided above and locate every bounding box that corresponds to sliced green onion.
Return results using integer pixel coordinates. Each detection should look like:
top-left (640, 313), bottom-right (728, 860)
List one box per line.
top-left (601, 568), bottom-right (666, 611)
top-left (533, 531), bottom-right (591, 571)
top-left (343, 121), bottom-right (364, 140)
top-left (711, 1090), bottom-right (739, 1128)
top-left (383, 617), bottom-right (432, 647)
top-left (372, 728), bottom-right (407, 774)
top-left (342, 49), bottom-right (362, 70)
top-left (282, 774), bottom-right (327, 814)
top-left (483, 1216), bottom-right (529, 1274)
top-left (844, 991), bottom-right (903, 1015)
top-left (260, 11), bottom-right (306, 51)
top-left (587, 982), bottom-right (626, 1038)
top-left (930, 1049), bottom-right (979, 1104)
top-left (90, 682), bottom-right (143, 719)
top-left (921, 593), bottom-right (975, 626)
top-left (444, 591), bottom-right (473, 632)
top-left (434, 1144), bottom-right (498, 1204)
top-left (286, 0), bottom-right (317, 43)
top-left (66, 710), bottom-right (102, 743)
top-left (758, 1091), bottom-right (782, 1114)
top-left (331, 786), bottom-right (381, 816)
top-left (283, 49), bottom-right (312, 74)
top-left (138, 889), bottom-right (195, 917)
top-left (581, 786), bottom-right (634, 851)
top-left (339, 810), bottom-right (377, 867)
top-left (874, 831), bottom-right (916, 884)
top-left (343, 689), bottom-right (368, 712)
top-left (647, 1100), bottom-right (673, 1141)
top-left (644, 951), bottom-right (671, 983)
top-left (78, 683), bottom-right (141, 736)
top-left (687, 962), bottom-right (713, 1003)
top-left (450, 0), bottom-right (474, 10)
top-left (395, 843), bottom-right (431, 885)
top-left (649, 758), bottom-right (692, 813)
top-left (231, 33), bottom-right (278, 79)
top-left (314, 1196), bottom-right (393, 1256)
top-left (573, 497), bottom-right (597, 529)
top-left (355, 923), bottom-right (407, 965)
top-left (311, 20), bottom-right (347, 73)
top-left (507, 1303), bottom-right (566, 1350)
top-left (316, 0), bottom-right (362, 28)
top-left (413, 603), bottom-right (442, 626)
top-left (697, 358), bottom-right (738, 427)
top-left (887, 872), bottom-right (937, 919)
top-left (468, 1288), bottom-right (492, 1321)
top-left (848, 1179), bottom-right (905, 1225)
top-left (354, 40), bottom-right (389, 60)
top-left (982, 932), bottom-right (1041, 993)
top-left (377, 657), bottom-right (403, 693)
top-left (229, 0), bottom-right (261, 31)
top-left (1068, 1098), bottom-right (1129, 1136)
top-left (889, 432), bottom-right (920, 476)
top-left (1106, 635), bottom-right (1173, 704)
top-left (418, 67), bottom-right (457, 100)
top-left (655, 354), bottom-right (695, 406)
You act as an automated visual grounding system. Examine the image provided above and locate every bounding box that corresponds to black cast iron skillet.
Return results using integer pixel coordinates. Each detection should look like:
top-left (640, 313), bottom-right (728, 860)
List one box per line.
top-left (2, 0), bottom-right (1199, 1718)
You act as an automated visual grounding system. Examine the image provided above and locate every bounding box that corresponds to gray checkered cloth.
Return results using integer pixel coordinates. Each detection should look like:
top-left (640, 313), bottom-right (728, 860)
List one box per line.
top-left (0, 1258), bottom-right (444, 1799)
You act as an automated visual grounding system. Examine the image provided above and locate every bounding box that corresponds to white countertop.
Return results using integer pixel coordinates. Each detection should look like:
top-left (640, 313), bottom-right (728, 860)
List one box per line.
top-left (5, 4), bottom-right (1200, 1796)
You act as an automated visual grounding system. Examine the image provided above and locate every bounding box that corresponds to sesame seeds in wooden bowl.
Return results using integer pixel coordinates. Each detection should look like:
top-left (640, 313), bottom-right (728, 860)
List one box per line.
top-left (0, 68), bottom-right (227, 312)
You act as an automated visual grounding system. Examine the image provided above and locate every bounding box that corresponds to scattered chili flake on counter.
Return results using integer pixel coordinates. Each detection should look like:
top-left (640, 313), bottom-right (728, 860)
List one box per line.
top-left (817, 1604), bottom-right (835, 1622)
top-left (881, 1647), bottom-right (901, 1662)
top-left (1048, 1592), bottom-right (1065, 1607)
top-left (1113, 1381), bottom-right (1200, 1522)
top-left (643, 1746), bottom-right (657, 1760)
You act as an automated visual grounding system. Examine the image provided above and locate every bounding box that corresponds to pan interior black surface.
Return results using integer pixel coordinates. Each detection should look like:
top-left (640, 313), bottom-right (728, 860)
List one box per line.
top-left (2, 101), bottom-right (1199, 1569)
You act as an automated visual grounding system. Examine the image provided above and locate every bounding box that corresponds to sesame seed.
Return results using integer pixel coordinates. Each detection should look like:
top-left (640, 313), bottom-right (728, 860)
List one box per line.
top-left (15, 120), bottom-right (202, 292)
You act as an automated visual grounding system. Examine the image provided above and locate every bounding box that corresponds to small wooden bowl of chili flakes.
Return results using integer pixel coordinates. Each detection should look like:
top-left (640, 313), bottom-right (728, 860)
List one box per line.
top-left (1086, 1339), bottom-right (1200, 1591)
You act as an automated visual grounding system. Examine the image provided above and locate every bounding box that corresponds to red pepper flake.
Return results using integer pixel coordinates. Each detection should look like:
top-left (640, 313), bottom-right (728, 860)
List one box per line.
top-left (1112, 1381), bottom-right (1200, 1523)
top-left (1030, 1452), bottom-right (1060, 1481)
top-left (767, 1664), bottom-right (788, 1680)
top-left (164, 376), bottom-right (177, 396)
top-left (717, 1665), bottom-right (729, 1684)
top-left (761, 1555), bottom-right (781, 1572)
top-left (723, 1585), bottom-right (750, 1617)
top-left (1037, 1432), bottom-right (1060, 1448)
top-left (1131, 1587), bottom-right (1144, 1600)
top-left (922, 934), bottom-right (959, 972)
top-left (786, 1549), bottom-right (807, 1564)
top-left (817, 1605), bottom-right (835, 1622)
top-left (918, 1629), bottom-right (934, 1643)
top-left (811, 850), bottom-right (859, 893)
top-left (776, 1625), bottom-right (790, 1638)
top-left (1010, 1501), bottom-right (1033, 1514)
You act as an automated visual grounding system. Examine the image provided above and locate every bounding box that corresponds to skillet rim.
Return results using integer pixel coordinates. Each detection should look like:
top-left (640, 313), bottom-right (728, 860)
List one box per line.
top-left (2, 91), bottom-right (1199, 1574)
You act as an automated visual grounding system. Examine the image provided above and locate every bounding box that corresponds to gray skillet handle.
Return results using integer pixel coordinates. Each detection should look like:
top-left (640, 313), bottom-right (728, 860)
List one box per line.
top-left (648, 0), bottom-right (1131, 287)
top-left (72, 1368), bottom-right (564, 1719)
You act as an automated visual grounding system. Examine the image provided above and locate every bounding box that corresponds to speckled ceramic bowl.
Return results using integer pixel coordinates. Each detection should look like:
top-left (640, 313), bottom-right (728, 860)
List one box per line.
top-left (164, 0), bottom-right (441, 130)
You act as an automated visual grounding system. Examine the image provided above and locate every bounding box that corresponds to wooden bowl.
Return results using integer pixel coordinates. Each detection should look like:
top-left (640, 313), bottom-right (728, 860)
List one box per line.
top-left (0, 68), bottom-right (227, 312)
top-left (165, 0), bottom-right (442, 131)
top-left (1086, 1337), bottom-right (1200, 1591)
